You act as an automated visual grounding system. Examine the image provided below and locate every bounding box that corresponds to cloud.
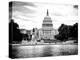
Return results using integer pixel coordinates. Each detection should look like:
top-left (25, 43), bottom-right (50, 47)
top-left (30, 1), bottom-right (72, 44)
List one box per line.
top-left (9, 1), bottom-right (78, 29)
top-left (73, 5), bottom-right (78, 9)
top-left (10, 1), bottom-right (36, 7)
top-left (13, 15), bottom-right (31, 21)
top-left (9, 1), bottom-right (36, 12)
top-left (12, 6), bottom-right (36, 14)
top-left (9, 1), bottom-right (36, 19)
top-left (11, 1), bottom-right (36, 13)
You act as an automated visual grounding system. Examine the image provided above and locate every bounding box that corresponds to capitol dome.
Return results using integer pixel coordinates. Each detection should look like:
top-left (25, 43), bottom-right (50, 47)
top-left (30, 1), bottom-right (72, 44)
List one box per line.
top-left (42, 10), bottom-right (53, 30)
top-left (38, 9), bottom-right (59, 42)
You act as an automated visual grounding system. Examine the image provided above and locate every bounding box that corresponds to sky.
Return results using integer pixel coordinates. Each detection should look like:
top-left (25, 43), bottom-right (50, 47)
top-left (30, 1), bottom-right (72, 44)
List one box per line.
top-left (10, 1), bottom-right (78, 30)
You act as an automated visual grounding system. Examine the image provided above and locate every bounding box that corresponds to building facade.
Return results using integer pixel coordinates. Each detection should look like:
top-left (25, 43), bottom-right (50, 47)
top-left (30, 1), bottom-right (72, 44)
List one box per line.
top-left (38, 10), bottom-right (58, 42)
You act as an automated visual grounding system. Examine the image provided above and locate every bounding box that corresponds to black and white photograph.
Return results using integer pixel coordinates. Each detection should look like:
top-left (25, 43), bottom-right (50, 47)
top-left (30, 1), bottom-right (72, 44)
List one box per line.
top-left (9, 1), bottom-right (78, 59)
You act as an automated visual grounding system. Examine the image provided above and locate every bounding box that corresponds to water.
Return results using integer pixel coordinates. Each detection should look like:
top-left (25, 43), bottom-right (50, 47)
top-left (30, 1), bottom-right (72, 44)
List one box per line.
top-left (10, 44), bottom-right (78, 58)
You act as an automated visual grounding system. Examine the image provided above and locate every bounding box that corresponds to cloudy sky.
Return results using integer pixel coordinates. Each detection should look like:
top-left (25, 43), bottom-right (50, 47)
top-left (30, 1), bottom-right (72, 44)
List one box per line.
top-left (9, 1), bottom-right (78, 30)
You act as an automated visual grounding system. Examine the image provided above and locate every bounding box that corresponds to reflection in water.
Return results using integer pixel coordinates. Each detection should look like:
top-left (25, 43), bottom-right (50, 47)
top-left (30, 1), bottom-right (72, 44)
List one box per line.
top-left (11, 45), bottom-right (78, 58)
top-left (42, 46), bottom-right (53, 57)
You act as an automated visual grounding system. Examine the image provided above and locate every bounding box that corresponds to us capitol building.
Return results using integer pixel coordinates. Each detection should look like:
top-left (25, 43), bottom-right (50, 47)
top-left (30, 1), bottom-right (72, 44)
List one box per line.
top-left (21, 10), bottom-right (59, 43)
top-left (32, 10), bottom-right (59, 43)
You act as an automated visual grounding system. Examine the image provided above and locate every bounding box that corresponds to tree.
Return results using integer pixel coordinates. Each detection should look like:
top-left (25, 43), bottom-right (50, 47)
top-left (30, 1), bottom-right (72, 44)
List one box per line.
top-left (9, 19), bottom-right (22, 44)
top-left (55, 24), bottom-right (68, 41)
top-left (71, 23), bottom-right (78, 43)
top-left (55, 23), bottom-right (78, 42)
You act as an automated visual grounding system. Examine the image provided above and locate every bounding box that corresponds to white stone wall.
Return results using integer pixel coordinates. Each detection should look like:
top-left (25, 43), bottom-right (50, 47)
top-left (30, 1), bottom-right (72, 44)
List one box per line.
top-left (38, 29), bottom-right (58, 40)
